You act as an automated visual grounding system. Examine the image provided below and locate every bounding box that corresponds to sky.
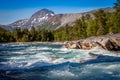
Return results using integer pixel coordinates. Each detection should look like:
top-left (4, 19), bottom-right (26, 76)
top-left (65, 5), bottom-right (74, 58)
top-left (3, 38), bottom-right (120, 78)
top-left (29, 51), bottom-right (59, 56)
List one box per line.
top-left (0, 0), bottom-right (116, 25)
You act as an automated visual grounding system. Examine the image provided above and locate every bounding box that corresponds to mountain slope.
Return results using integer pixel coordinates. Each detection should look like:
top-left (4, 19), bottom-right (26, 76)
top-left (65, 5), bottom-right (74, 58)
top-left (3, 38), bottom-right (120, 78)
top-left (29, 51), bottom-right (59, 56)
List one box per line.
top-left (6, 7), bottom-right (115, 30)
top-left (46, 7), bottom-right (115, 29)
top-left (0, 24), bottom-right (13, 31)
top-left (9, 8), bottom-right (55, 29)
top-left (9, 19), bottom-right (29, 29)
top-left (25, 8), bottom-right (55, 29)
top-left (0, 26), bottom-right (7, 32)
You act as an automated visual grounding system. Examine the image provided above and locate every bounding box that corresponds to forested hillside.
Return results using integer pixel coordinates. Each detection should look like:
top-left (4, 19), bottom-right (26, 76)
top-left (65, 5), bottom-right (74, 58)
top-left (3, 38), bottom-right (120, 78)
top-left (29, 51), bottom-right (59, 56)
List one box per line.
top-left (0, 0), bottom-right (120, 42)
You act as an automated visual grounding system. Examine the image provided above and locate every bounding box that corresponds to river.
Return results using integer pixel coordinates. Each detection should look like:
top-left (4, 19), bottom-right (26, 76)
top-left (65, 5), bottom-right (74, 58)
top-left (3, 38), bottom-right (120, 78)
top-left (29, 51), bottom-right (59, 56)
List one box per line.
top-left (0, 43), bottom-right (120, 80)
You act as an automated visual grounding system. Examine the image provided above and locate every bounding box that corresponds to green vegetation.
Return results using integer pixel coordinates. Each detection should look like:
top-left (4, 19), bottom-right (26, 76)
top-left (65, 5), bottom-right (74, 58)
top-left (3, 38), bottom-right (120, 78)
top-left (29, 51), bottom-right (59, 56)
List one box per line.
top-left (0, 27), bottom-right (14, 42)
top-left (38, 23), bottom-right (60, 30)
top-left (0, 0), bottom-right (120, 42)
top-left (1, 27), bottom-right (54, 42)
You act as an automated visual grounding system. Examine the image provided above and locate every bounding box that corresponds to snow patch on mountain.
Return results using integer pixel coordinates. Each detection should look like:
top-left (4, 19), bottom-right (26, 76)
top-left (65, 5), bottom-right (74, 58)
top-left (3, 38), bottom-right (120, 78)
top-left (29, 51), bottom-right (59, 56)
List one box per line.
top-left (6, 7), bottom-right (115, 30)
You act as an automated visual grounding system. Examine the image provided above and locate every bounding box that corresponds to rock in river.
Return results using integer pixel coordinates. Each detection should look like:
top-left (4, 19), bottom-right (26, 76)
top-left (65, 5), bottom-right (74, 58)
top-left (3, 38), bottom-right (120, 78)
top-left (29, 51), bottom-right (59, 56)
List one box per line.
top-left (62, 34), bottom-right (120, 51)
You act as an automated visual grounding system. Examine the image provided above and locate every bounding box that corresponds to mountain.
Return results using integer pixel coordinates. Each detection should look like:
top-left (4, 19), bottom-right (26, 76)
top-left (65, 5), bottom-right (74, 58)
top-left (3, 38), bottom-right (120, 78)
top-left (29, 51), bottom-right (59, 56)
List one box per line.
top-left (0, 25), bottom-right (7, 32)
top-left (25, 9), bottom-right (55, 29)
top-left (9, 8), bottom-right (55, 29)
top-left (3, 7), bottom-right (115, 30)
top-left (0, 24), bottom-right (13, 31)
top-left (43, 7), bottom-right (115, 29)
top-left (8, 19), bottom-right (29, 29)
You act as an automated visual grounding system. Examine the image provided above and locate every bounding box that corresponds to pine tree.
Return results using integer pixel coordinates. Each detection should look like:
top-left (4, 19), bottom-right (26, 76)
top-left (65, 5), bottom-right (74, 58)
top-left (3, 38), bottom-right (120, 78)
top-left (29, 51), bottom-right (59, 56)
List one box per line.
top-left (94, 9), bottom-right (107, 35)
top-left (29, 27), bottom-right (36, 41)
top-left (13, 28), bottom-right (22, 41)
top-left (87, 19), bottom-right (97, 37)
top-left (107, 13), bottom-right (119, 33)
top-left (36, 30), bottom-right (42, 41)
top-left (85, 14), bottom-right (91, 21)
top-left (81, 16), bottom-right (87, 38)
top-left (114, 0), bottom-right (120, 12)
top-left (74, 19), bottom-right (82, 38)
top-left (21, 34), bottom-right (29, 42)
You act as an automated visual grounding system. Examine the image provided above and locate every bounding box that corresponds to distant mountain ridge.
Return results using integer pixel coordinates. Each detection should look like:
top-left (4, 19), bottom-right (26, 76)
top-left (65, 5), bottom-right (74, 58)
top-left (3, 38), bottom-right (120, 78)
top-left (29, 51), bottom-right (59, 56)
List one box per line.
top-left (0, 7), bottom-right (115, 30)
top-left (9, 9), bottom-right (55, 29)
top-left (0, 24), bottom-right (13, 31)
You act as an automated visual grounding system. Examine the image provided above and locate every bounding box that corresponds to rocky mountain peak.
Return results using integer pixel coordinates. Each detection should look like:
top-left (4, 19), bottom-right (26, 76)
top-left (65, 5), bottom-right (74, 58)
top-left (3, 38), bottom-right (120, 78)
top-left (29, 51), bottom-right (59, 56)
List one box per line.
top-left (4, 7), bottom-right (115, 30)
top-left (31, 8), bottom-right (55, 19)
top-left (26, 8), bottom-right (55, 28)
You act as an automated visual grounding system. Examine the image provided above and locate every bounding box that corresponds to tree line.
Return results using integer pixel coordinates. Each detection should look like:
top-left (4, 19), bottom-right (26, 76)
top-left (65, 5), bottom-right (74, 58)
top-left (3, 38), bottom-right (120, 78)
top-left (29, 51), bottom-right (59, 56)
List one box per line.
top-left (53, 0), bottom-right (120, 41)
top-left (0, 27), bottom-right (54, 42)
top-left (0, 0), bottom-right (120, 42)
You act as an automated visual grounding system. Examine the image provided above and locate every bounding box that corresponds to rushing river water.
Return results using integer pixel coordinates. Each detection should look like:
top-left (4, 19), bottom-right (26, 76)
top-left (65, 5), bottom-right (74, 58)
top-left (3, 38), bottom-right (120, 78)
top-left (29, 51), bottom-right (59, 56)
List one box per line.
top-left (0, 43), bottom-right (120, 80)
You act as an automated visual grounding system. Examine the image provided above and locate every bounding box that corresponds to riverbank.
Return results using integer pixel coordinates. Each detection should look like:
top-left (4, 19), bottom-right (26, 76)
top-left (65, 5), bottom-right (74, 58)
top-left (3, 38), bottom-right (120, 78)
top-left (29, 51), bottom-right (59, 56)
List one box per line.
top-left (62, 33), bottom-right (120, 51)
top-left (0, 41), bottom-right (64, 46)
top-left (1, 33), bottom-right (120, 51)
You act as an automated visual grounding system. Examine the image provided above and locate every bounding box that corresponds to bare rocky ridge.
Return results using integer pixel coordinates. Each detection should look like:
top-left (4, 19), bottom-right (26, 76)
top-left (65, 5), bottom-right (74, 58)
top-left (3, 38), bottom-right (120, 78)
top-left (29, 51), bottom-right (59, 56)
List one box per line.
top-left (0, 24), bottom-right (13, 31)
top-left (25, 9), bottom-right (55, 29)
top-left (8, 19), bottom-right (29, 29)
top-left (62, 34), bottom-right (120, 51)
top-left (0, 7), bottom-right (115, 30)
top-left (9, 9), bottom-right (55, 29)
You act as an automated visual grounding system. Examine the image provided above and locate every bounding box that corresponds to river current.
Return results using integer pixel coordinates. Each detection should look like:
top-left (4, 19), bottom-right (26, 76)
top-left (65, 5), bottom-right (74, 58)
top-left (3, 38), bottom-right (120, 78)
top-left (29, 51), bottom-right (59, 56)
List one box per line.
top-left (0, 43), bottom-right (120, 80)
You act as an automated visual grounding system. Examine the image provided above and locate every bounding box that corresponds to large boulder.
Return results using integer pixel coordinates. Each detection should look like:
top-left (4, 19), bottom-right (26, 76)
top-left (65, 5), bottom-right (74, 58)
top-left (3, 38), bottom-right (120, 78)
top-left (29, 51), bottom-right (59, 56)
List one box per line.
top-left (62, 34), bottom-right (120, 51)
top-left (63, 41), bottom-right (82, 49)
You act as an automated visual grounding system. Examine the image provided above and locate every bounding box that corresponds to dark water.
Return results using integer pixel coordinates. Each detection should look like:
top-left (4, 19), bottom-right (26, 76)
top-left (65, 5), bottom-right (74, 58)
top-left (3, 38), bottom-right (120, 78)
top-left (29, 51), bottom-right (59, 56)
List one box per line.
top-left (0, 43), bottom-right (120, 80)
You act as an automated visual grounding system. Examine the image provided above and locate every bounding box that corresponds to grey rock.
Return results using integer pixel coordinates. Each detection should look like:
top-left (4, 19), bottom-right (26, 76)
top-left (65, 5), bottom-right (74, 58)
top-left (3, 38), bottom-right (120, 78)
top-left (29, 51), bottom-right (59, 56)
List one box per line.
top-left (62, 34), bottom-right (120, 51)
top-left (2, 7), bottom-right (115, 30)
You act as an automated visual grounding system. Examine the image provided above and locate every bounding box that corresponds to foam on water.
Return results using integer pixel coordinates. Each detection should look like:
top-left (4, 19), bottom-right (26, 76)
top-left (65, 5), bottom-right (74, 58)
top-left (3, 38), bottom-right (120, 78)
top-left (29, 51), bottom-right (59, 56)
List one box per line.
top-left (89, 47), bottom-right (120, 57)
top-left (48, 70), bottom-right (76, 78)
top-left (0, 43), bottom-right (119, 70)
top-left (0, 43), bottom-right (120, 80)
